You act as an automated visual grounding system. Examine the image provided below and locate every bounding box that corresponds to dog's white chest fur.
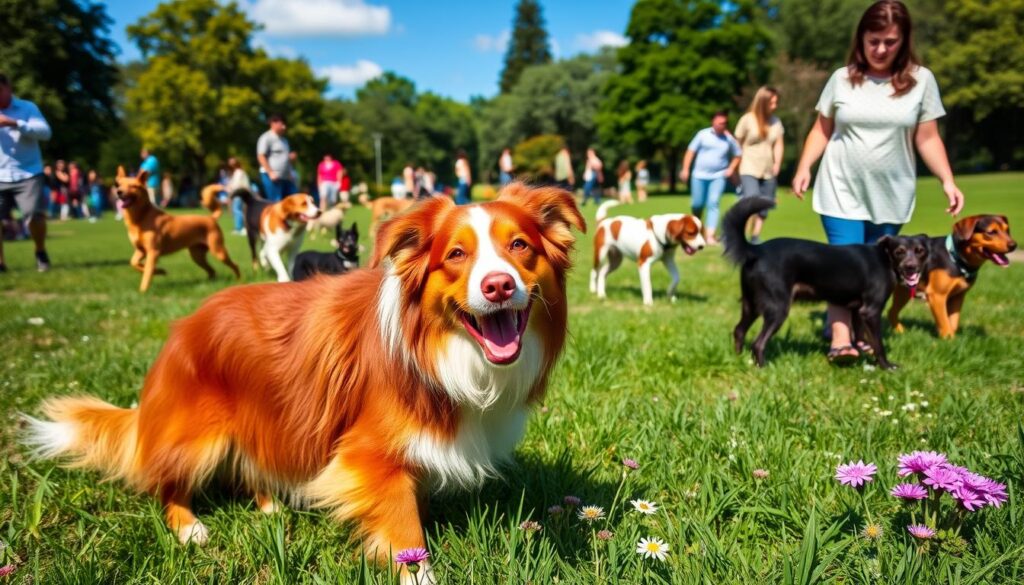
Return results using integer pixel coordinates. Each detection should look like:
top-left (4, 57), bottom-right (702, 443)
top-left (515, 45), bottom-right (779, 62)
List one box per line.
top-left (405, 332), bottom-right (542, 490)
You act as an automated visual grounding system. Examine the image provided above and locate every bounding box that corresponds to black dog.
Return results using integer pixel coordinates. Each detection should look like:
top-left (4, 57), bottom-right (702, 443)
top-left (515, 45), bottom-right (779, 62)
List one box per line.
top-left (231, 187), bottom-right (273, 269)
top-left (292, 222), bottom-right (360, 281)
top-left (722, 197), bottom-right (929, 369)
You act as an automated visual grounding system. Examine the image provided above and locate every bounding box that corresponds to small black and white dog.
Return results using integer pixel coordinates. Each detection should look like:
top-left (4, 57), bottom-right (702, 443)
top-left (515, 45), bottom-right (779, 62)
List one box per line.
top-left (723, 197), bottom-right (929, 369)
top-left (291, 222), bottom-right (360, 281)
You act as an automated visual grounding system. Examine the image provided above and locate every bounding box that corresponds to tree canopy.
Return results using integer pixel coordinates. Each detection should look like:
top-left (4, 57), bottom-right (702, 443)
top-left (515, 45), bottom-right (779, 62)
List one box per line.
top-left (499, 0), bottom-right (553, 94)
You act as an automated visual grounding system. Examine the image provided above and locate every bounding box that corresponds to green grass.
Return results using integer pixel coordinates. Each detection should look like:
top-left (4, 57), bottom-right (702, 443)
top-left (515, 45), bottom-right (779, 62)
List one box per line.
top-left (2, 173), bottom-right (1024, 583)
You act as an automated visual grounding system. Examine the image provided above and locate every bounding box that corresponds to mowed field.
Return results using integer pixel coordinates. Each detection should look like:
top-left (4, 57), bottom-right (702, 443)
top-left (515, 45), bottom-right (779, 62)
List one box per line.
top-left (2, 173), bottom-right (1023, 583)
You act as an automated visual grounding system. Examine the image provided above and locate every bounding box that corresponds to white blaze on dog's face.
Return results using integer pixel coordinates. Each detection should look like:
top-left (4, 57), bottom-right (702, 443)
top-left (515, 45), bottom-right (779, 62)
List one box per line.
top-left (280, 194), bottom-right (321, 222)
top-left (372, 186), bottom-right (585, 373)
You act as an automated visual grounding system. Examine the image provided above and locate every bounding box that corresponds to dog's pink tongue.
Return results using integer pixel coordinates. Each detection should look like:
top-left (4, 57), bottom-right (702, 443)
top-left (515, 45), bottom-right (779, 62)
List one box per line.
top-left (478, 311), bottom-right (520, 360)
top-left (992, 252), bottom-right (1010, 267)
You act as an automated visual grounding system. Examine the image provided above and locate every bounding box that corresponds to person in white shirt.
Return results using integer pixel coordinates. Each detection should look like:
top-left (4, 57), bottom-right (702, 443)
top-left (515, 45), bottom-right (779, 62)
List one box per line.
top-left (791, 0), bottom-right (964, 364)
top-left (225, 157), bottom-right (251, 235)
top-left (499, 148), bottom-right (514, 186)
top-left (582, 148), bottom-right (604, 206)
top-left (0, 73), bottom-right (52, 272)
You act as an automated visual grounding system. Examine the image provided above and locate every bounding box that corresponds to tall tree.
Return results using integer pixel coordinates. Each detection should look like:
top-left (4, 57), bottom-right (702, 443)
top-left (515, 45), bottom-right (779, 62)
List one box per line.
top-left (499, 0), bottom-right (553, 94)
top-left (598, 0), bottom-right (771, 191)
top-left (0, 0), bottom-right (119, 164)
top-left (125, 0), bottom-right (328, 181)
top-left (480, 51), bottom-right (616, 179)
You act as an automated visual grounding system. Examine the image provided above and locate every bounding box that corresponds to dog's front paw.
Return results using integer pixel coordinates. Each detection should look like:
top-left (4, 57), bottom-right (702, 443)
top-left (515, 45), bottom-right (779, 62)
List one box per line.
top-left (177, 520), bottom-right (209, 546)
top-left (669, 294), bottom-right (677, 303)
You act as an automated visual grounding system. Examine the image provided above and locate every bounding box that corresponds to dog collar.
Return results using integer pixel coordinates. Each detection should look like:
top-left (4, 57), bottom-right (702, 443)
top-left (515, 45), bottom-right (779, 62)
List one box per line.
top-left (945, 234), bottom-right (979, 283)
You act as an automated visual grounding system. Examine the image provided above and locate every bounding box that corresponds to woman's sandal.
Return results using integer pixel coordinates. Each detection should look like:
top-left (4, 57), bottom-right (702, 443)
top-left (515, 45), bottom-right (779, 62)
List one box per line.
top-left (827, 345), bottom-right (860, 365)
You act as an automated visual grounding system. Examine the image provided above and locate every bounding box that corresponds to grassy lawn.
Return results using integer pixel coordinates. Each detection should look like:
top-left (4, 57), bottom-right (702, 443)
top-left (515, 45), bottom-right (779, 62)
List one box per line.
top-left (2, 172), bottom-right (1023, 583)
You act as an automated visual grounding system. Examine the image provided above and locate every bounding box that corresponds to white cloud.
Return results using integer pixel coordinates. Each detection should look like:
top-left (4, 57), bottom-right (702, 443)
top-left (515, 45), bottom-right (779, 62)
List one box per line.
top-left (252, 36), bottom-right (298, 58)
top-left (248, 0), bottom-right (390, 37)
top-left (574, 30), bottom-right (628, 52)
top-left (473, 30), bottom-right (510, 53)
top-left (318, 60), bottom-right (383, 88)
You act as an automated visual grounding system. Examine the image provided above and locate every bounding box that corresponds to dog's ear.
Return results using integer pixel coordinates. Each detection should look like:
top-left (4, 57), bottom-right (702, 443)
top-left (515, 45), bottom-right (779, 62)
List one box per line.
top-left (351, 222), bottom-right (359, 237)
top-left (876, 234), bottom-right (895, 250)
top-left (371, 196), bottom-right (453, 270)
top-left (499, 182), bottom-right (585, 271)
top-left (953, 216), bottom-right (980, 243)
top-left (116, 166), bottom-right (127, 180)
top-left (136, 169), bottom-right (149, 185)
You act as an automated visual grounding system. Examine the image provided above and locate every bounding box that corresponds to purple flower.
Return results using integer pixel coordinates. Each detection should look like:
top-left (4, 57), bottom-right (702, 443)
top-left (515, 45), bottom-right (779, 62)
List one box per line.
top-left (394, 547), bottom-right (430, 565)
top-left (563, 495), bottom-right (581, 507)
top-left (752, 468), bottom-right (770, 479)
top-left (959, 472), bottom-right (1009, 508)
top-left (897, 451), bottom-right (948, 477)
top-left (922, 464), bottom-right (962, 493)
top-left (622, 458), bottom-right (639, 470)
top-left (890, 483), bottom-right (928, 500)
top-left (547, 505), bottom-right (564, 515)
top-left (907, 525), bottom-right (935, 539)
top-left (952, 485), bottom-right (986, 511)
top-left (981, 478), bottom-right (1009, 508)
top-left (835, 461), bottom-right (877, 488)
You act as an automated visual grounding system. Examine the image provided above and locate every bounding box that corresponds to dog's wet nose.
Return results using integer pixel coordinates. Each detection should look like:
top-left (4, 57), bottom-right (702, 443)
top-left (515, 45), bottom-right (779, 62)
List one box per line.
top-left (481, 272), bottom-right (516, 303)
top-left (698, 245), bottom-right (705, 250)
top-left (1009, 240), bottom-right (1018, 252)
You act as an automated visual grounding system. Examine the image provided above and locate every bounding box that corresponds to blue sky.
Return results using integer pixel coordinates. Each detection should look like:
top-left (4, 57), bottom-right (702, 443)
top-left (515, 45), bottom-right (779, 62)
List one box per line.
top-left (103, 0), bottom-right (635, 102)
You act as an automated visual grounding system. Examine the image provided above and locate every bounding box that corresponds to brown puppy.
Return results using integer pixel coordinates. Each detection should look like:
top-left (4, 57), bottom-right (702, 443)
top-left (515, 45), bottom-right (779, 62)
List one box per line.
top-left (889, 215), bottom-right (1016, 338)
top-left (114, 167), bottom-right (240, 292)
top-left (360, 193), bottom-right (415, 235)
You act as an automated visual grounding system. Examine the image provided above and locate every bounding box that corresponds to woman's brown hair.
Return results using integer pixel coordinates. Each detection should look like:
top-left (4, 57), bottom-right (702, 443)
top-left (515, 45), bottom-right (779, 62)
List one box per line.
top-left (746, 86), bottom-right (779, 139)
top-left (847, 0), bottom-right (919, 97)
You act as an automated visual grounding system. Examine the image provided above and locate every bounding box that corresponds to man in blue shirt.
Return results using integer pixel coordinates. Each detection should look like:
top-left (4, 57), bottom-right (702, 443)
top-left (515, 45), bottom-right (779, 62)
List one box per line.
top-left (680, 111), bottom-right (742, 245)
top-left (0, 73), bottom-right (52, 272)
top-left (139, 148), bottom-right (161, 205)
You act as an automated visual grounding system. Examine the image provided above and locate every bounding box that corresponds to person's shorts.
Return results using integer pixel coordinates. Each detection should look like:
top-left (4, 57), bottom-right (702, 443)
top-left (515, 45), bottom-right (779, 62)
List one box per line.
top-left (0, 175), bottom-right (47, 218)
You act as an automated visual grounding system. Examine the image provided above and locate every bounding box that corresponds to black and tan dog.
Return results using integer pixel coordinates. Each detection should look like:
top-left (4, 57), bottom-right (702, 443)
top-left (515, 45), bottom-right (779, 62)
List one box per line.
top-left (888, 214), bottom-right (1016, 339)
top-left (723, 197), bottom-right (929, 369)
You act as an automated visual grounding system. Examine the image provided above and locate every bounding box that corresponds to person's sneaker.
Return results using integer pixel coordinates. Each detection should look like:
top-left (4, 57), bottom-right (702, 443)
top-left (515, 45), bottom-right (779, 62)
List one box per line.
top-left (35, 250), bottom-right (51, 272)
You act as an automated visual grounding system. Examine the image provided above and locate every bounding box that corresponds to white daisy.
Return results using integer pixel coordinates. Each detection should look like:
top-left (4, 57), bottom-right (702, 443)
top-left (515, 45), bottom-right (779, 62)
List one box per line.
top-left (636, 536), bottom-right (670, 561)
top-left (630, 499), bottom-right (659, 515)
top-left (577, 505), bottom-right (605, 523)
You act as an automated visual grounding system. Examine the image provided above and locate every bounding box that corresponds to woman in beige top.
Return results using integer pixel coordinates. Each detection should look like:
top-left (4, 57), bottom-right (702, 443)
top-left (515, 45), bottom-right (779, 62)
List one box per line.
top-left (734, 86), bottom-right (783, 244)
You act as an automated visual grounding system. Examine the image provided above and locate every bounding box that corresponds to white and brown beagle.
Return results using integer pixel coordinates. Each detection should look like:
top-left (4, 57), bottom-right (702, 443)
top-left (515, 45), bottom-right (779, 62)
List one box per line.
top-left (259, 193), bottom-right (320, 282)
top-left (589, 200), bottom-right (705, 305)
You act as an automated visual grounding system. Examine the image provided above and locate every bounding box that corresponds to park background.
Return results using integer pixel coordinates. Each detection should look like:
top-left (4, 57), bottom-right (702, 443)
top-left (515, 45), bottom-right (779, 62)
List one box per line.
top-left (3, 0), bottom-right (1024, 583)
top-left (2, 0), bottom-right (1022, 195)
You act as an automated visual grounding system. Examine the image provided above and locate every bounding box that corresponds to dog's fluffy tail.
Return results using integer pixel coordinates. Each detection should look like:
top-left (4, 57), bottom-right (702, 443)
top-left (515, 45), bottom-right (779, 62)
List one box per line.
top-left (22, 396), bottom-right (140, 485)
top-left (595, 200), bottom-right (620, 223)
top-left (230, 187), bottom-right (258, 207)
top-left (722, 197), bottom-right (775, 266)
top-left (200, 184), bottom-right (222, 219)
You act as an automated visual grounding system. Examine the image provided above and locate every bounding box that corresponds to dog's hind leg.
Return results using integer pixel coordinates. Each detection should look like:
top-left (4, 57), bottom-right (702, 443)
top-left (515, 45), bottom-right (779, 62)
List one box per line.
top-left (859, 306), bottom-right (896, 369)
top-left (733, 295), bottom-right (757, 355)
top-left (751, 304), bottom-right (788, 367)
top-left (188, 245), bottom-right (217, 280)
top-left (887, 285), bottom-right (911, 333)
top-left (207, 231), bottom-right (241, 279)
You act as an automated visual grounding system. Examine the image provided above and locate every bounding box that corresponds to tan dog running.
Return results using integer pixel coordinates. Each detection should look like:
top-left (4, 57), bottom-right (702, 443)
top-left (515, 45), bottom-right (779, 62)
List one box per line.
top-left (113, 167), bottom-right (239, 292)
top-left (360, 193), bottom-right (415, 235)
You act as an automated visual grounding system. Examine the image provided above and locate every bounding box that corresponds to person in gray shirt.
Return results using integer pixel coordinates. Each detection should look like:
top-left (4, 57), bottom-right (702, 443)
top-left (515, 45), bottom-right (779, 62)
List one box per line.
top-left (0, 72), bottom-right (52, 272)
top-left (256, 113), bottom-right (296, 202)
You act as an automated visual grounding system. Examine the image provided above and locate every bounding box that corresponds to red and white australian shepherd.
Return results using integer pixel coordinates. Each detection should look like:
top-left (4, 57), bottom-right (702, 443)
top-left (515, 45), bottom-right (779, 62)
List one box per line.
top-left (590, 200), bottom-right (705, 305)
top-left (23, 183), bottom-right (584, 582)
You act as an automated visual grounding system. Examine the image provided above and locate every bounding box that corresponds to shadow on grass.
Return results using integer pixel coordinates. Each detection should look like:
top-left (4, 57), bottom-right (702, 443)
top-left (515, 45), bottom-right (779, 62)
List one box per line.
top-left (890, 316), bottom-right (987, 338)
top-left (603, 285), bottom-right (709, 304)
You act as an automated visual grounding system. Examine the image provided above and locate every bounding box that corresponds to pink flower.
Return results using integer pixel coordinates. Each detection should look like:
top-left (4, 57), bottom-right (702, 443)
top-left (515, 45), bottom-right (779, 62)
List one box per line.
top-left (922, 464), bottom-right (962, 493)
top-left (907, 525), bottom-right (935, 539)
top-left (0, 565), bottom-right (15, 577)
top-left (835, 461), bottom-right (877, 488)
top-left (890, 483), bottom-right (928, 500)
top-left (519, 520), bottom-right (542, 532)
top-left (394, 547), bottom-right (430, 565)
top-left (752, 469), bottom-right (769, 479)
top-left (897, 451), bottom-right (948, 477)
top-left (622, 458), bottom-right (639, 470)
top-left (596, 529), bottom-right (614, 541)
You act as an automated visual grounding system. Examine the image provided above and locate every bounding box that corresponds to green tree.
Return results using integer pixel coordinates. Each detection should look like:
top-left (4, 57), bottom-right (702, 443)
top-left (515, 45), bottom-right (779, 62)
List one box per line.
top-left (125, 0), bottom-right (328, 182)
top-left (512, 134), bottom-right (564, 181)
top-left (499, 0), bottom-right (553, 94)
top-left (480, 51), bottom-right (616, 181)
top-left (0, 0), bottom-right (119, 165)
top-left (928, 0), bottom-right (1024, 168)
top-left (598, 0), bottom-right (771, 191)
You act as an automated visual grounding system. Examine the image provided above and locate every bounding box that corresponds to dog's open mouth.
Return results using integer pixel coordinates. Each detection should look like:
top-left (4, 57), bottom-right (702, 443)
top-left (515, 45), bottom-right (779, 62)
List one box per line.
top-left (459, 302), bottom-right (532, 365)
top-left (119, 195), bottom-right (137, 207)
top-left (982, 249), bottom-right (1011, 267)
top-left (683, 244), bottom-right (697, 256)
top-left (902, 271), bottom-right (921, 287)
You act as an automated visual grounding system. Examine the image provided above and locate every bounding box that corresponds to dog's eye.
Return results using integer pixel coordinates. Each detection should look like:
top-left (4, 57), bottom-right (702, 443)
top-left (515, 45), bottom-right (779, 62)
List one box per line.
top-left (510, 238), bottom-right (529, 252)
top-left (894, 249), bottom-right (905, 257)
top-left (447, 248), bottom-right (465, 261)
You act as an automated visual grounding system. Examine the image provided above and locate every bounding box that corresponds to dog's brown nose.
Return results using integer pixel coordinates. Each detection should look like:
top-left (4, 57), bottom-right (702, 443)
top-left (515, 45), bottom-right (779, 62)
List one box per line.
top-left (481, 272), bottom-right (516, 303)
